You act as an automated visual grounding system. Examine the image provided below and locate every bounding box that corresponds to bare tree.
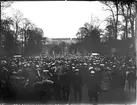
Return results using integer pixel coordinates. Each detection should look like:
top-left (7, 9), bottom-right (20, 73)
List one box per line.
top-left (1, 1), bottom-right (14, 17)
top-left (101, 1), bottom-right (120, 39)
top-left (9, 9), bottom-right (24, 53)
top-left (21, 18), bottom-right (33, 49)
top-left (11, 9), bottom-right (23, 39)
top-left (118, 2), bottom-right (136, 39)
top-left (113, 0), bottom-right (120, 39)
top-left (1, 1), bottom-right (13, 10)
top-left (128, 3), bottom-right (136, 38)
top-left (104, 17), bottom-right (115, 39)
top-left (118, 3), bottom-right (129, 39)
top-left (101, 1), bottom-right (116, 39)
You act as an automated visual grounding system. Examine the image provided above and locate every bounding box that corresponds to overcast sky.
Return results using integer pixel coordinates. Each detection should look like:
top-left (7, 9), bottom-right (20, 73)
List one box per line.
top-left (3, 1), bottom-right (110, 38)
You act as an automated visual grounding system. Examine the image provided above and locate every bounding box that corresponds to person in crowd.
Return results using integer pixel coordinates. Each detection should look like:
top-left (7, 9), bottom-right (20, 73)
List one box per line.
top-left (127, 68), bottom-right (136, 91)
top-left (60, 69), bottom-right (71, 102)
top-left (52, 68), bottom-right (62, 101)
top-left (87, 67), bottom-right (102, 103)
top-left (100, 66), bottom-right (112, 92)
top-left (0, 53), bottom-right (135, 103)
top-left (72, 68), bottom-right (82, 102)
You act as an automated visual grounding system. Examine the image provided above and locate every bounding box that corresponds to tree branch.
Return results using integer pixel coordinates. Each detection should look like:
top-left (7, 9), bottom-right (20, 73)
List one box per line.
top-left (102, 2), bottom-right (116, 23)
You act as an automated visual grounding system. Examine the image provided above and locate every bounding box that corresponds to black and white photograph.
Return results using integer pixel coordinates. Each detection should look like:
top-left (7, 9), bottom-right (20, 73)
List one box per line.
top-left (0, 1), bottom-right (137, 104)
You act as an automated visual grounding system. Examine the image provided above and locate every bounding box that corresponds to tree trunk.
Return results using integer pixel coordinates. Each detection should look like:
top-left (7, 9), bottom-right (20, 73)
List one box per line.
top-left (120, 4), bottom-right (129, 39)
top-left (125, 19), bottom-right (128, 39)
top-left (115, 2), bottom-right (119, 39)
top-left (128, 4), bottom-right (135, 53)
top-left (13, 22), bottom-right (18, 54)
top-left (129, 6), bottom-right (135, 39)
top-left (135, 4), bottom-right (137, 68)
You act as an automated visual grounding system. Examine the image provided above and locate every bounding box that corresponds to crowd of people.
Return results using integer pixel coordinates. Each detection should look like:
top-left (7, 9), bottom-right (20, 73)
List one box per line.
top-left (0, 53), bottom-right (136, 103)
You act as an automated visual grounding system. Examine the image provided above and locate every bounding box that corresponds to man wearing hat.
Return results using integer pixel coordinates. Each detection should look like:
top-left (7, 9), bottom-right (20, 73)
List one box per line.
top-left (79, 63), bottom-right (89, 84)
top-left (87, 66), bottom-right (101, 103)
top-left (60, 67), bottom-right (71, 102)
top-left (52, 66), bottom-right (62, 101)
top-left (71, 68), bottom-right (82, 102)
top-left (0, 60), bottom-right (13, 100)
top-left (126, 68), bottom-right (136, 91)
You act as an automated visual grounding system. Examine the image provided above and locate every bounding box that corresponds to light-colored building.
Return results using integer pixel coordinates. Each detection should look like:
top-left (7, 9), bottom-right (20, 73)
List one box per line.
top-left (51, 38), bottom-right (77, 45)
top-left (41, 37), bottom-right (78, 55)
top-left (41, 37), bottom-right (77, 45)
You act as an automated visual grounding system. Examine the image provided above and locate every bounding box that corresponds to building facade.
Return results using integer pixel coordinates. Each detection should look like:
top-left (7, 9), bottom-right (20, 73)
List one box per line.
top-left (41, 37), bottom-right (77, 55)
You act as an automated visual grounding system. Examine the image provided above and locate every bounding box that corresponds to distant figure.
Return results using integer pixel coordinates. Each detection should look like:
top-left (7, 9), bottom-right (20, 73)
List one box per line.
top-left (60, 70), bottom-right (71, 102)
top-left (87, 70), bottom-right (102, 103)
top-left (72, 69), bottom-right (82, 102)
top-left (100, 68), bottom-right (111, 91)
top-left (127, 70), bottom-right (136, 91)
top-left (79, 64), bottom-right (91, 102)
top-left (26, 67), bottom-right (37, 83)
top-left (52, 71), bottom-right (62, 101)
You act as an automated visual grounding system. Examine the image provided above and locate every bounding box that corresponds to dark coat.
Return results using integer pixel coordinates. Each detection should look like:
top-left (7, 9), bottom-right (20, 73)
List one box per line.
top-left (72, 73), bottom-right (82, 91)
top-left (87, 71), bottom-right (102, 92)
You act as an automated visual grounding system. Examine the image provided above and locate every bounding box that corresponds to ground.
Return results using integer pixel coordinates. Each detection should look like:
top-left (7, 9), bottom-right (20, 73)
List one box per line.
top-left (68, 84), bottom-right (136, 104)
top-left (1, 81), bottom-right (136, 104)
